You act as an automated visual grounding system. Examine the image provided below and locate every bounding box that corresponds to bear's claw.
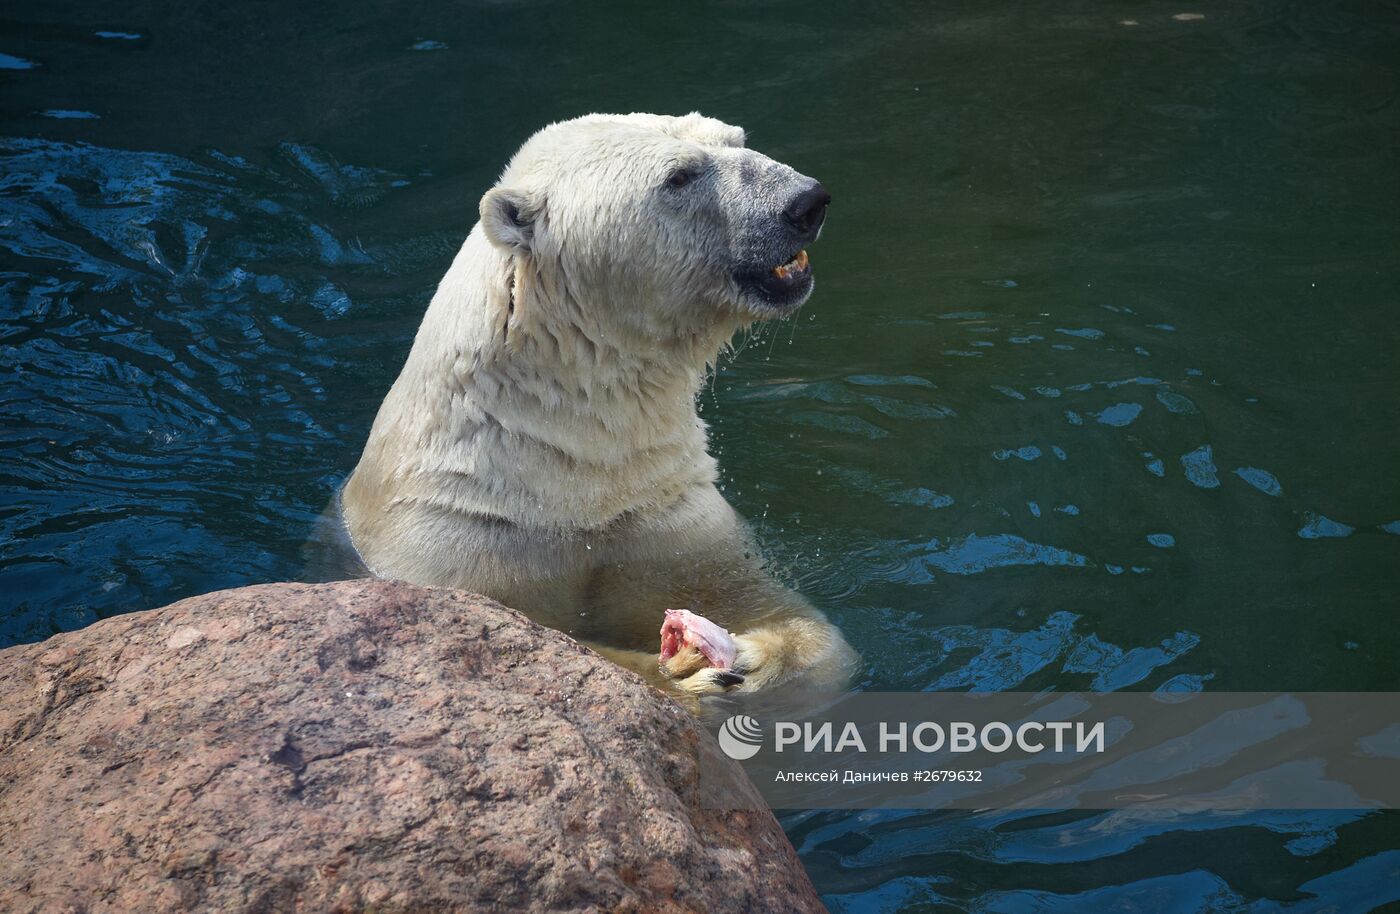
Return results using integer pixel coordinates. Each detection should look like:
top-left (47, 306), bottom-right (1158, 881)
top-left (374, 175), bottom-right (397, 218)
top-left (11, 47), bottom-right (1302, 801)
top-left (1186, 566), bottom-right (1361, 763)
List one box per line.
top-left (676, 666), bottom-right (746, 696)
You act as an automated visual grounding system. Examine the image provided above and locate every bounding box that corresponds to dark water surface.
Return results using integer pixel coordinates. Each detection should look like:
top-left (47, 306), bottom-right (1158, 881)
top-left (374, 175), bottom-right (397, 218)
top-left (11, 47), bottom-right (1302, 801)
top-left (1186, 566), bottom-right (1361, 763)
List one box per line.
top-left (4, 0), bottom-right (1400, 909)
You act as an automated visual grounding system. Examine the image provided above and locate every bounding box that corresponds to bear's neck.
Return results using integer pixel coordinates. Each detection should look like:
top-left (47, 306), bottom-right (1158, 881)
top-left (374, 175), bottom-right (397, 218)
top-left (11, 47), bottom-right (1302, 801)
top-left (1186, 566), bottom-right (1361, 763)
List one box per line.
top-left (363, 229), bottom-right (736, 530)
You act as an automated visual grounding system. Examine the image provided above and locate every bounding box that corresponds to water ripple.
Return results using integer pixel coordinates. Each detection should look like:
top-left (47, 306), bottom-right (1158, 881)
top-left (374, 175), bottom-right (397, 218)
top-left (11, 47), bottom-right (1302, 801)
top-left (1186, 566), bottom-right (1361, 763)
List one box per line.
top-left (0, 136), bottom-right (433, 645)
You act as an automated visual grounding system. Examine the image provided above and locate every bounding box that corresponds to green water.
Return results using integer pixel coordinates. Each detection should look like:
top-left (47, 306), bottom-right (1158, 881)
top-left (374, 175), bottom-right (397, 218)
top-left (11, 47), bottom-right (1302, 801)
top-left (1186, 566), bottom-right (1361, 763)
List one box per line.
top-left (4, 0), bottom-right (1400, 909)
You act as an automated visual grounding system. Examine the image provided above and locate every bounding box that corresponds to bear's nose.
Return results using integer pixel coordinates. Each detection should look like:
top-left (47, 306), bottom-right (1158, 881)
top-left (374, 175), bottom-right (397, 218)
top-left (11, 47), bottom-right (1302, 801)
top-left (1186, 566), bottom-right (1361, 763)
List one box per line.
top-left (783, 183), bottom-right (831, 238)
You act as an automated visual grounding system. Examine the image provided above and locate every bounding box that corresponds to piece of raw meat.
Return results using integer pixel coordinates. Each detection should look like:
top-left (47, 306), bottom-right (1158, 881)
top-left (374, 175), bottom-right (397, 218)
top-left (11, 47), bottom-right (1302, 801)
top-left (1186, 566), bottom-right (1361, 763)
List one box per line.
top-left (659, 609), bottom-right (737, 670)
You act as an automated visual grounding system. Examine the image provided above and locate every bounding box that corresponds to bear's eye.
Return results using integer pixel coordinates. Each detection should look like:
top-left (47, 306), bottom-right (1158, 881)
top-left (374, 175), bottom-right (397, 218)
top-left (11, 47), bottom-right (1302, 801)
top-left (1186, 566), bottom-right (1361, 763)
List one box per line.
top-left (665, 168), bottom-right (697, 189)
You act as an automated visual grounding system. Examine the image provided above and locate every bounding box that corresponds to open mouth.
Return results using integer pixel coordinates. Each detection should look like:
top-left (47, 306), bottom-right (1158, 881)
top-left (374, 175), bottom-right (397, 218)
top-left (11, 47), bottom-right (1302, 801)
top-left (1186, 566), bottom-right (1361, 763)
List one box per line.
top-left (737, 248), bottom-right (814, 312)
top-left (770, 249), bottom-right (810, 282)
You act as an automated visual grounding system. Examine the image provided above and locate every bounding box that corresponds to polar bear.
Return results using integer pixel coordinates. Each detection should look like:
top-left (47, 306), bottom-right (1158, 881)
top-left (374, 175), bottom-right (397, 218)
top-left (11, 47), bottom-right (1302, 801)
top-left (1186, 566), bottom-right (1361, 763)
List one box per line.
top-left (339, 112), bottom-right (857, 702)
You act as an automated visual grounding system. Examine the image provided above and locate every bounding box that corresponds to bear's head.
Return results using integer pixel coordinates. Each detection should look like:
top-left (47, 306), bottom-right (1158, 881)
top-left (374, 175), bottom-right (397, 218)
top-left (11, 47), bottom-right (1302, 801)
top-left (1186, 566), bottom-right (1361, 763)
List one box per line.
top-left (479, 112), bottom-right (829, 345)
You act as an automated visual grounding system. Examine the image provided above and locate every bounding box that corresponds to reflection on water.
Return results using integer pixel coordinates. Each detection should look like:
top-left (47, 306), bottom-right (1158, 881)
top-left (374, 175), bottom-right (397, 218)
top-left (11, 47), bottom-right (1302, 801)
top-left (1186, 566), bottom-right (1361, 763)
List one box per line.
top-left (804, 806), bottom-right (1399, 912)
top-left (3, 0), bottom-right (1399, 909)
top-left (0, 136), bottom-right (440, 641)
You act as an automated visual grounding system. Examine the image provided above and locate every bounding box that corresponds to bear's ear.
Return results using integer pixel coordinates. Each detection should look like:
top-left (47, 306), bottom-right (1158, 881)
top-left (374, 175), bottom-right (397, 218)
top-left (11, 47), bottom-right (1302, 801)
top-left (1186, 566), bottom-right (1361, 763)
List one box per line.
top-left (480, 187), bottom-right (541, 253)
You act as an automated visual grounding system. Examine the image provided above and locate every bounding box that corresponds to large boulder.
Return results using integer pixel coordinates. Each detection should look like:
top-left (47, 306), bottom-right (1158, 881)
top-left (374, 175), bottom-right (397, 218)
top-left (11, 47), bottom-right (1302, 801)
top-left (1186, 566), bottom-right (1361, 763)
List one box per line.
top-left (0, 581), bottom-right (825, 913)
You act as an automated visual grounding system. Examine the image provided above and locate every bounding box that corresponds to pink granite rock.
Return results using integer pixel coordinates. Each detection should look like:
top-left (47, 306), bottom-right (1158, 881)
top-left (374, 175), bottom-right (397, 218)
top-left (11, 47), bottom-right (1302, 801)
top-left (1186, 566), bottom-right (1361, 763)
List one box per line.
top-left (0, 580), bottom-right (825, 913)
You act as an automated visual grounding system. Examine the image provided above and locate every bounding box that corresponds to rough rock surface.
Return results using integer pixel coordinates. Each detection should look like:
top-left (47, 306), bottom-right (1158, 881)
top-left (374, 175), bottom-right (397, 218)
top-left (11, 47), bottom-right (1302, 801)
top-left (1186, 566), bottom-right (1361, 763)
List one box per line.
top-left (0, 581), bottom-right (825, 913)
